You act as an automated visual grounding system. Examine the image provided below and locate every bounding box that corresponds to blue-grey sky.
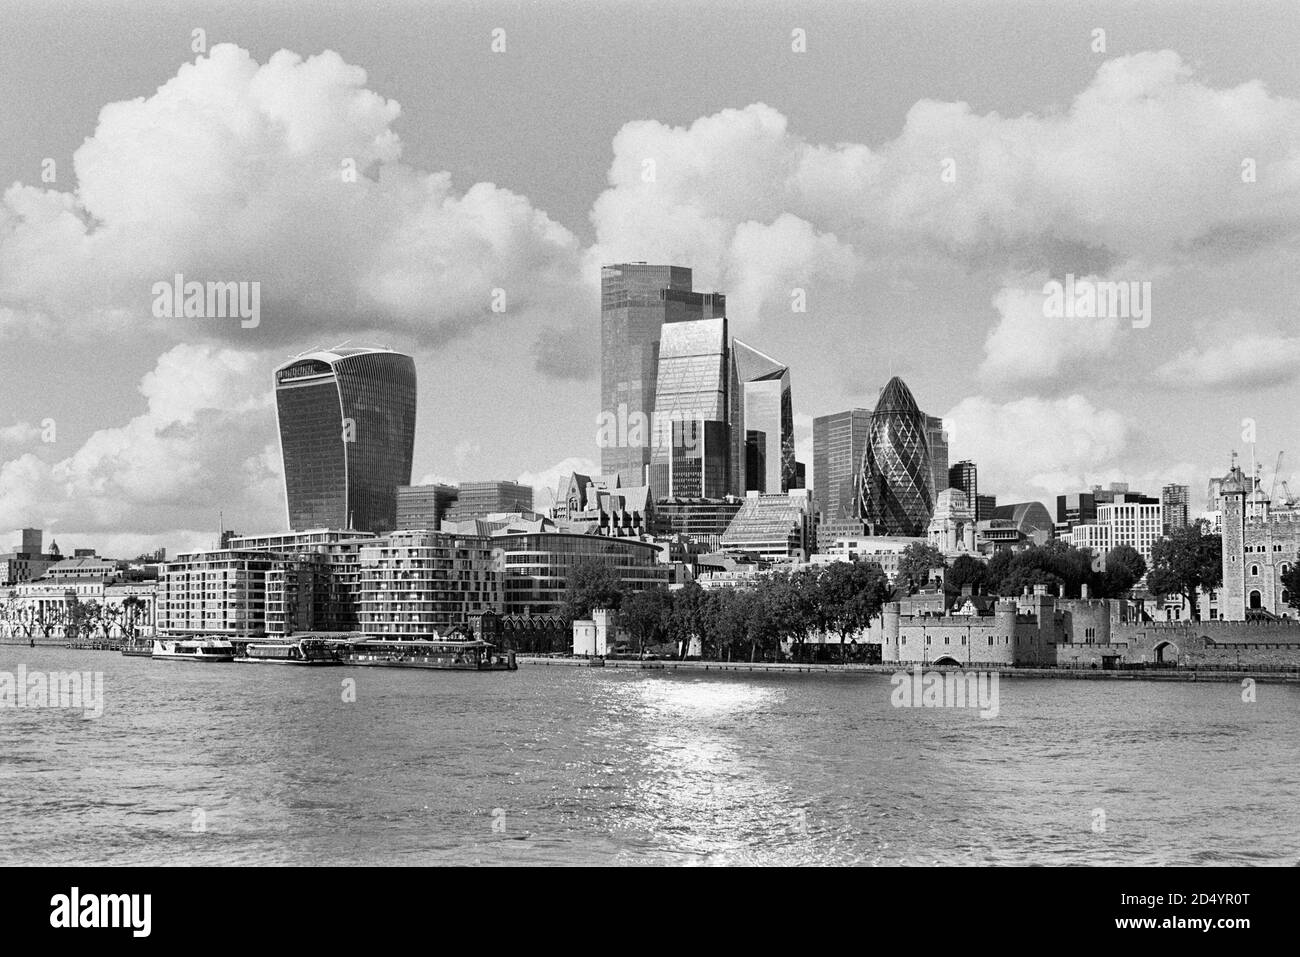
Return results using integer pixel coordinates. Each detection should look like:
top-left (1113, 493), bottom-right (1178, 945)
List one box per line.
top-left (2, 0), bottom-right (1300, 553)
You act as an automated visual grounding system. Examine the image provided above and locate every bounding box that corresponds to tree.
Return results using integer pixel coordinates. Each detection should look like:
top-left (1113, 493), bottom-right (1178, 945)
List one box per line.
top-left (819, 560), bottom-right (892, 660)
top-left (984, 549), bottom-right (1014, 595)
top-left (669, 581), bottom-right (710, 658)
top-left (1282, 554), bottom-right (1300, 613)
top-left (944, 554), bottom-right (987, 598)
top-left (620, 587), bottom-right (672, 655)
top-left (1100, 544), bottom-right (1146, 598)
top-left (1145, 520), bottom-right (1222, 620)
top-left (560, 559), bottom-right (625, 622)
top-left (896, 543), bottom-right (946, 595)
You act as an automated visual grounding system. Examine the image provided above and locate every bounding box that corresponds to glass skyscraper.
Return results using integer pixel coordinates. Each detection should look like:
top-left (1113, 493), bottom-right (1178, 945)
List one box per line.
top-left (733, 340), bottom-right (794, 494)
top-left (648, 315), bottom-right (731, 497)
top-left (600, 264), bottom-right (724, 489)
top-left (813, 408), bottom-right (870, 520)
top-left (274, 347), bottom-right (417, 535)
top-left (858, 377), bottom-right (934, 537)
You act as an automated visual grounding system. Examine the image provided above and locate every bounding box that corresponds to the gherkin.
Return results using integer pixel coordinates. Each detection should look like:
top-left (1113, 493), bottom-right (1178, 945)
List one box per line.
top-left (857, 377), bottom-right (934, 537)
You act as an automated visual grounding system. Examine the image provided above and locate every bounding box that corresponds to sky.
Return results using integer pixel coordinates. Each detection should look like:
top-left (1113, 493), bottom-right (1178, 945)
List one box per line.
top-left (2, 0), bottom-right (1300, 555)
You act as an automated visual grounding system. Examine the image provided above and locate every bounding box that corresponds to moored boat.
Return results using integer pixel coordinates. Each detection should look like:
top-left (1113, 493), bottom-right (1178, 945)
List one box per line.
top-left (236, 638), bottom-right (344, 665)
top-left (121, 637), bottom-right (154, 657)
top-left (152, 637), bottom-right (236, 662)
top-left (344, 638), bottom-right (516, 671)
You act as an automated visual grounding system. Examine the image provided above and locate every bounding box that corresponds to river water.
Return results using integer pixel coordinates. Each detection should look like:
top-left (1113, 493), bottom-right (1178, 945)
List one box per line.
top-left (1, 646), bottom-right (1297, 865)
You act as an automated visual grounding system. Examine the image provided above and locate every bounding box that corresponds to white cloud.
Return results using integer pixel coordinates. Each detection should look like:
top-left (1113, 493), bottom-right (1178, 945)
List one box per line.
top-left (0, 343), bottom-right (283, 544)
top-left (0, 44), bottom-right (585, 355)
top-left (978, 280), bottom-right (1123, 384)
top-left (944, 394), bottom-right (1131, 504)
top-left (1155, 332), bottom-right (1300, 390)
top-left (587, 52), bottom-right (1300, 328)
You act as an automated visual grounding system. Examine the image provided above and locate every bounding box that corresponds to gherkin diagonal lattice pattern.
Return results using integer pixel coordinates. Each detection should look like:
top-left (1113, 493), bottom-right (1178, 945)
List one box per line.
top-left (857, 377), bottom-right (934, 537)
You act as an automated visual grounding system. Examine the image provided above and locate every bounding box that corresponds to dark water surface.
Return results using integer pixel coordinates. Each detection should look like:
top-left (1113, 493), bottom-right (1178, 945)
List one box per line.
top-left (2, 646), bottom-right (1297, 865)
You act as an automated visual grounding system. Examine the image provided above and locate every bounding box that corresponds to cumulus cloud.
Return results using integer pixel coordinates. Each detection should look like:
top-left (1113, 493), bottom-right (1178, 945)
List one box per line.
top-left (0, 44), bottom-right (585, 356)
top-left (944, 394), bottom-right (1131, 504)
top-left (588, 52), bottom-right (1300, 329)
top-left (978, 280), bottom-right (1124, 385)
top-left (1155, 331), bottom-right (1300, 390)
top-left (0, 343), bottom-right (283, 548)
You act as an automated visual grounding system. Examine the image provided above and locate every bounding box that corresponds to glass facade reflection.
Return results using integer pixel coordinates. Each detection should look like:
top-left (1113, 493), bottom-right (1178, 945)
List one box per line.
top-left (275, 348), bottom-right (417, 534)
top-left (858, 377), bottom-right (934, 537)
top-left (733, 340), bottom-right (794, 493)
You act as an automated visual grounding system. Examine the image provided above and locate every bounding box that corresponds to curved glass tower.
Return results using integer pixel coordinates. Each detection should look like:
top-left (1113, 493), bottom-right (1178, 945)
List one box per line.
top-left (274, 347), bottom-right (417, 534)
top-left (858, 376), bottom-right (934, 537)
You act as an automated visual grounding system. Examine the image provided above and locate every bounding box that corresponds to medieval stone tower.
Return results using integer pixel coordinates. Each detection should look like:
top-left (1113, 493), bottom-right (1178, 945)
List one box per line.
top-left (1220, 458), bottom-right (1248, 621)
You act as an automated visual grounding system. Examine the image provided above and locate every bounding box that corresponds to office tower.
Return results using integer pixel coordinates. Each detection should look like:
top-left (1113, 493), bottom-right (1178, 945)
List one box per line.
top-left (948, 460), bottom-right (977, 507)
top-left (667, 419), bottom-right (730, 499)
top-left (1162, 483), bottom-right (1190, 535)
top-left (925, 415), bottom-right (949, 502)
top-left (1055, 491), bottom-right (1098, 531)
top-left (20, 528), bottom-right (42, 556)
top-left (814, 410), bottom-right (871, 523)
top-left (975, 494), bottom-right (997, 522)
top-left (600, 264), bottom-right (725, 489)
top-left (274, 347), bottom-right (417, 535)
top-left (648, 316), bottom-right (731, 496)
top-left (733, 340), bottom-right (795, 494)
top-left (745, 430), bottom-right (767, 492)
top-left (444, 481), bottom-right (535, 522)
top-left (396, 484), bottom-right (460, 531)
top-left (858, 377), bottom-right (934, 537)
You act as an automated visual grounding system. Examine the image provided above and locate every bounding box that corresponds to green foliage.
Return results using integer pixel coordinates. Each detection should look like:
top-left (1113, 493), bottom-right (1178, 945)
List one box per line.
top-left (1282, 554), bottom-right (1300, 612)
top-left (561, 559), bottom-right (624, 622)
top-left (1145, 520), bottom-right (1222, 620)
top-left (944, 554), bottom-right (987, 596)
top-left (895, 543), bottom-right (947, 595)
top-left (1100, 544), bottom-right (1147, 597)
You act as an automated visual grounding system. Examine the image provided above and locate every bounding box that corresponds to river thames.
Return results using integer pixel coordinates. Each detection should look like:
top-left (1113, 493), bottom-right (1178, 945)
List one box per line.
top-left (2, 646), bottom-right (1297, 866)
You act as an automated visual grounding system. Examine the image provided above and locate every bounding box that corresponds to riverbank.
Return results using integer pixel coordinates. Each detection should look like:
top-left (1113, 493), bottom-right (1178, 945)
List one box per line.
top-left (517, 655), bottom-right (1300, 683)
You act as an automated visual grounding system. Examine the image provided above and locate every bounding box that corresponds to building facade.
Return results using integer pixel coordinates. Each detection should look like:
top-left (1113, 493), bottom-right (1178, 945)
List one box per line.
top-left (444, 481), bottom-right (535, 522)
top-left (858, 377), bottom-right (934, 537)
top-left (814, 409), bottom-right (870, 522)
top-left (396, 483), bottom-right (460, 531)
top-left (274, 347), bottom-right (417, 534)
top-left (600, 263), bottom-right (724, 489)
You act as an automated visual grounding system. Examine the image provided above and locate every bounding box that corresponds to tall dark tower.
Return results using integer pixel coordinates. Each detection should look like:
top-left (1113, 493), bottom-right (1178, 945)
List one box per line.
top-left (274, 347), bottom-right (417, 534)
top-left (858, 377), bottom-right (934, 537)
top-left (599, 264), bottom-right (724, 489)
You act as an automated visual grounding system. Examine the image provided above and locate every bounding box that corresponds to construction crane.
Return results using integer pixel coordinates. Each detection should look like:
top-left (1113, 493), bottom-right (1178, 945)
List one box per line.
top-left (1282, 480), bottom-right (1296, 507)
top-left (1271, 451), bottom-right (1285, 504)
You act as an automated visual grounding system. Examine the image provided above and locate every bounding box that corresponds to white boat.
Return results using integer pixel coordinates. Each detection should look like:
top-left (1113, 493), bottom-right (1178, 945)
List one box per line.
top-left (152, 638), bottom-right (236, 662)
top-left (237, 638), bottom-right (344, 665)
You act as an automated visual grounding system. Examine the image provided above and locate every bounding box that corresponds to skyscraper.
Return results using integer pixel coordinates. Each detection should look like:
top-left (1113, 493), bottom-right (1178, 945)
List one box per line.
top-left (733, 340), bottom-right (795, 494)
top-left (1162, 483), bottom-right (1190, 535)
top-left (599, 264), bottom-right (724, 489)
top-left (948, 460), bottom-right (977, 509)
top-left (648, 315), bottom-right (731, 497)
top-left (925, 415), bottom-right (949, 503)
top-left (858, 377), bottom-right (934, 537)
top-left (274, 347), bottom-right (417, 534)
top-left (814, 409), bottom-right (870, 521)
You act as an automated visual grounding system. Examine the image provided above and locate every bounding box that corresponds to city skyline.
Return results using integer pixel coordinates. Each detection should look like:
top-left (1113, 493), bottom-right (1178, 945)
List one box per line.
top-left (3, 3), bottom-right (1300, 554)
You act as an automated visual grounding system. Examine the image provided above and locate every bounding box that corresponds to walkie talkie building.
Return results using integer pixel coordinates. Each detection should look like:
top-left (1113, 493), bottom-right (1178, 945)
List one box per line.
top-left (858, 376), bottom-right (934, 537)
top-left (274, 347), bottom-right (417, 534)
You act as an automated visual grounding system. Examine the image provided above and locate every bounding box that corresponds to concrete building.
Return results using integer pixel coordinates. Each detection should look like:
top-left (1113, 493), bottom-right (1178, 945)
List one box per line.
top-left (396, 483), bottom-right (460, 531)
top-left (356, 530), bottom-right (504, 638)
top-left (445, 481), bottom-right (534, 522)
top-left (928, 488), bottom-right (977, 556)
top-left (1162, 483), bottom-right (1191, 535)
top-left (572, 608), bottom-right (618, 656)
